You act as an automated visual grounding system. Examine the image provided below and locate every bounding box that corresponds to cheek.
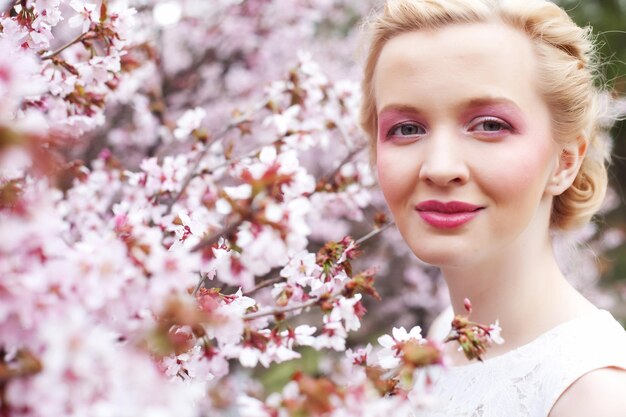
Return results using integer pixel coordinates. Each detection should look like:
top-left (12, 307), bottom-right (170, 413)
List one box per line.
top-left (481, 140), bottom-right (556, 208)
top-left (376, 146), bottom-right (416, 208)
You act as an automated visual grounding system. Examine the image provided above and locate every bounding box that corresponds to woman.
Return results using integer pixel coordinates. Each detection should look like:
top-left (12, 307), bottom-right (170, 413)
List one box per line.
top-left (359, 0), bottom-right (626, 415)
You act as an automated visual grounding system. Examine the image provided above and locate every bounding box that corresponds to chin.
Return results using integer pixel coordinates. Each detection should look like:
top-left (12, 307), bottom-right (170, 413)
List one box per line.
top-left (404, 235), bottom-right (481, 269)
top-left (411, 249), bottom-right (469, 269)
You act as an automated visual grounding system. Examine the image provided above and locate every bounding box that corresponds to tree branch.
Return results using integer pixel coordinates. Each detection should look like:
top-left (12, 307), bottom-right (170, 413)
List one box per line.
top-left (163, 104), bottom-right (264, 216)
top-left (243, 297), bottom-right (319, 321)
top-left (41, 32), bottom-right (89, 60)
top-left (245, 276), bottom-right (284, 296)
top-left (206, 136), bottom-right (286, 174)
top-left (189, 217), bottom-right (244, 253)
top-left (192, 273), bottom-right (211, 296)
top-left (243, 221), bottom-right (395, 297)
top-left (355, 221), bottom-right (395, 246)
top-left (321, 145), bottom-right (367, 186)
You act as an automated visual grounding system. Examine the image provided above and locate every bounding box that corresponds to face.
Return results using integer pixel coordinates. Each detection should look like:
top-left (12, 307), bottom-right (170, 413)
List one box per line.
top-left (373, 22), bottom-right (561, 268)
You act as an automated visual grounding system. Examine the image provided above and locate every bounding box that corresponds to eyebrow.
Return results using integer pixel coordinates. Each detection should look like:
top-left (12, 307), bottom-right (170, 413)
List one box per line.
top-left (461, 97), bottom-right (523, 114)
top-left (378, 96), bottom-right (524, 115)
top-left (378, 103), bottom-right (424, 115)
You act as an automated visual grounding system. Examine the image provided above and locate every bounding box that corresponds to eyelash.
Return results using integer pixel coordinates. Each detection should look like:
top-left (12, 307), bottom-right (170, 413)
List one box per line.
top-left (386, 122), bottom-right (426, 139)
top-left (385, 117), bottom-right (513, 140)
top-left (468, 117), bottom-right (513, 133)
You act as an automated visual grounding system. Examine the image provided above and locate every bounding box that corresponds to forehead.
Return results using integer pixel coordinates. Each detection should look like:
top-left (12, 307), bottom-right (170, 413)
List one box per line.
top-left (373, 22), bottom-right (541, 112)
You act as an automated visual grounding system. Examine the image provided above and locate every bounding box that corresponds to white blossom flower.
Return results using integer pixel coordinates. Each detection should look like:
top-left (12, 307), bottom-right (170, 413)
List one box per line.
top-left (237, 395), bottom-right (273, 417)
top-left (174, 107), bottom-right (206, 140)
top-left (329, 294), bottom-right (363, 332)
top-left (313, 317), bottom-right (347, 351)
top-left (259, 146), bottom-right (277, 164)
top-left (280, 251), bottom-right (320, 287)
top-left (264, 104), bottom-right (300, 136)
top-left (264, 203), bottom-right (284, 223)
top-left (489, 320), bottom-right (505, 345)
top-left (69, 0), bottom-right (98, 32)
top-left (377, 326), bottom-right (424, 369)
top-left (0, 38), bottom-right (46, 122)
top-left (281, 324), bottom-right (317, 348)
top-left (239, 347), bottom-right (264, 368)
top-left (346, 343), bottom-right (373, 366)
top-left (224, 184), bottom-right (253, 200)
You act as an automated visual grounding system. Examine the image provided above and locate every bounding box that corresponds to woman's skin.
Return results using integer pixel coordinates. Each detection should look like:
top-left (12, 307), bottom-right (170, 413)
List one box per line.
top-left (372, 21), bottom-right (626, 415)
top-left (374, 23), bottom-right (626, 417)
top-left (374, 21), bottom-right (593, 361)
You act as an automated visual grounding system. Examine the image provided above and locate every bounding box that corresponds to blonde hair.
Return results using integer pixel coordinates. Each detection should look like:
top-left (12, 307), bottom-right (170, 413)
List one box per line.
top-left (359, 0), bottom-right (610, 230)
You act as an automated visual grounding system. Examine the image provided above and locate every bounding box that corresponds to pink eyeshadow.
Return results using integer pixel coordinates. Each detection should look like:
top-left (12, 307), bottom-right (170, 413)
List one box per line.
top-left (377, 108), bottom-right (422, 139)
top-left (461, 104), bottom-right (526, 132)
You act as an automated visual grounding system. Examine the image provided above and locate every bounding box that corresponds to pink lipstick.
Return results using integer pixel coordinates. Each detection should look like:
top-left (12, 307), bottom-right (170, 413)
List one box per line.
top-left (415, 200), bottom-right (483, 229)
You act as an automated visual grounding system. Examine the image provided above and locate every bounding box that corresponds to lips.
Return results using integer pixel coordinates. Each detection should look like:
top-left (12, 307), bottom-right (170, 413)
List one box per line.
top-left (415, 200), bottom-right (484, 229)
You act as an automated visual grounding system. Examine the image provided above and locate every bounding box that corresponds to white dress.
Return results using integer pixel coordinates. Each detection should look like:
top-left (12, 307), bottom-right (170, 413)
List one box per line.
top-left (417, 308), bottom-right (626, 416)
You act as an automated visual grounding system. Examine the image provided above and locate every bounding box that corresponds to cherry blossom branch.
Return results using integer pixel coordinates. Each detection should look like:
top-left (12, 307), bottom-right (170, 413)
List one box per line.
top-left (322, 144), bottom-right (367, 185)
top-left (205, 136), bottom-right (288, 174)
top-left (186, 135), bottom-right (385, 296)
top-left (163, 105), bottom-right (264, 216)
top-left (244, 221), bottom-right (395, 298)
top-left (163, 48), bottom-right (218, 99)
top-left (245, 276), bottom-right (284, 296)
top-left (356, 221), bottom-right (395, 246)
top-left (190, 217), bottom-right (244, 253)
top-left (243, 297), bottom-right (320, 320)
top-left (41, 32), bottom-right (89, 60)
top-left (192, 273), bottom-right (211, 296)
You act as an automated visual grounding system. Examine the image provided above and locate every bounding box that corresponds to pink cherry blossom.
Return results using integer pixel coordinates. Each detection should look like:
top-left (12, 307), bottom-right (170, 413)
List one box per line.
top-left (0, 1), bottom-right (621, 415)
top-left (377, 326), bottom-right (425, 369)
top-left (68, 0), bottom-right (98, 32)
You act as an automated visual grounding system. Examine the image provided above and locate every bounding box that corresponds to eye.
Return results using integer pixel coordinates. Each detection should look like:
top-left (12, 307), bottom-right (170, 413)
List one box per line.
top-left (388, 123), bottom-right (426, 138)
top-left (469, 117), bottom-right (513, 134)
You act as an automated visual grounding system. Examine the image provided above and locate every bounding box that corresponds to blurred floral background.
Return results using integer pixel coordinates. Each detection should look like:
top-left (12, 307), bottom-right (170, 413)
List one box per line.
top-left (0, 0), bottom-right (625, 415)
top-left (559, 0), bottom-right (626, 316)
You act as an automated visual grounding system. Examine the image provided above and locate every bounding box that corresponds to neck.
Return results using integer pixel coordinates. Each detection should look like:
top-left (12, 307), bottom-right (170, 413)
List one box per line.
top-left (440, 225), bottom-right (594, 353)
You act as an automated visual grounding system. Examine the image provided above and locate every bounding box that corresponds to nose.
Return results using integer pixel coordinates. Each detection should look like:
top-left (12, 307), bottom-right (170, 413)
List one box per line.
top-left (418, 131), bottom-right (469, 187)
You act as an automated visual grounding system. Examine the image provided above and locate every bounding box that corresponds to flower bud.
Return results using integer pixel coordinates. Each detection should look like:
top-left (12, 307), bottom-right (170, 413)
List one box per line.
top-left (463, 297), bottom-right (472, 313)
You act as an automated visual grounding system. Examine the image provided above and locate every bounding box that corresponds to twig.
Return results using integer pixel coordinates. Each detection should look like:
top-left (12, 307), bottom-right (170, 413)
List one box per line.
top-left (189, 218), bottom-right (244, 253)
top-left (196, 128), bottom-right (358, 189)
top-left (356, 221), bottom-right (395, 246)
top-left (41, 32), bottom-right (88, 60)
top-left (207, 136), bottom-right (286, 174)
top-left (192, 273), bottom-right (210, 296)
top-left (185, 129), bottom-right (380, 294)
top-left (243, 297), bottom-right (319, 320)
top-left (243, 222), bottom-right (395, 297)
top-left (189, 219), bottom-right (243, 293)
top-left (242, 217), bottom-right (388, 318)
top-left (246, 276), bottom-right (284, 296)
top-left (163, 104), bottom-right (264, 216)
top-left (163, 139), bottom-right (223, 216)
top-left (322, 145), bottom-right (367, 185)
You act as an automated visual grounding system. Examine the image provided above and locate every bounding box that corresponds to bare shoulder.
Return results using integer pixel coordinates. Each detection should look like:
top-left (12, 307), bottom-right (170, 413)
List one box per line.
top-left (549, 367), bottom-right (626, 417)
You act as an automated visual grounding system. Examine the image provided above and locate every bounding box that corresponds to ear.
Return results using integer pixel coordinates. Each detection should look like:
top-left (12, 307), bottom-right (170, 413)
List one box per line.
top-left (545, 137), bottom-right (587, 196)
